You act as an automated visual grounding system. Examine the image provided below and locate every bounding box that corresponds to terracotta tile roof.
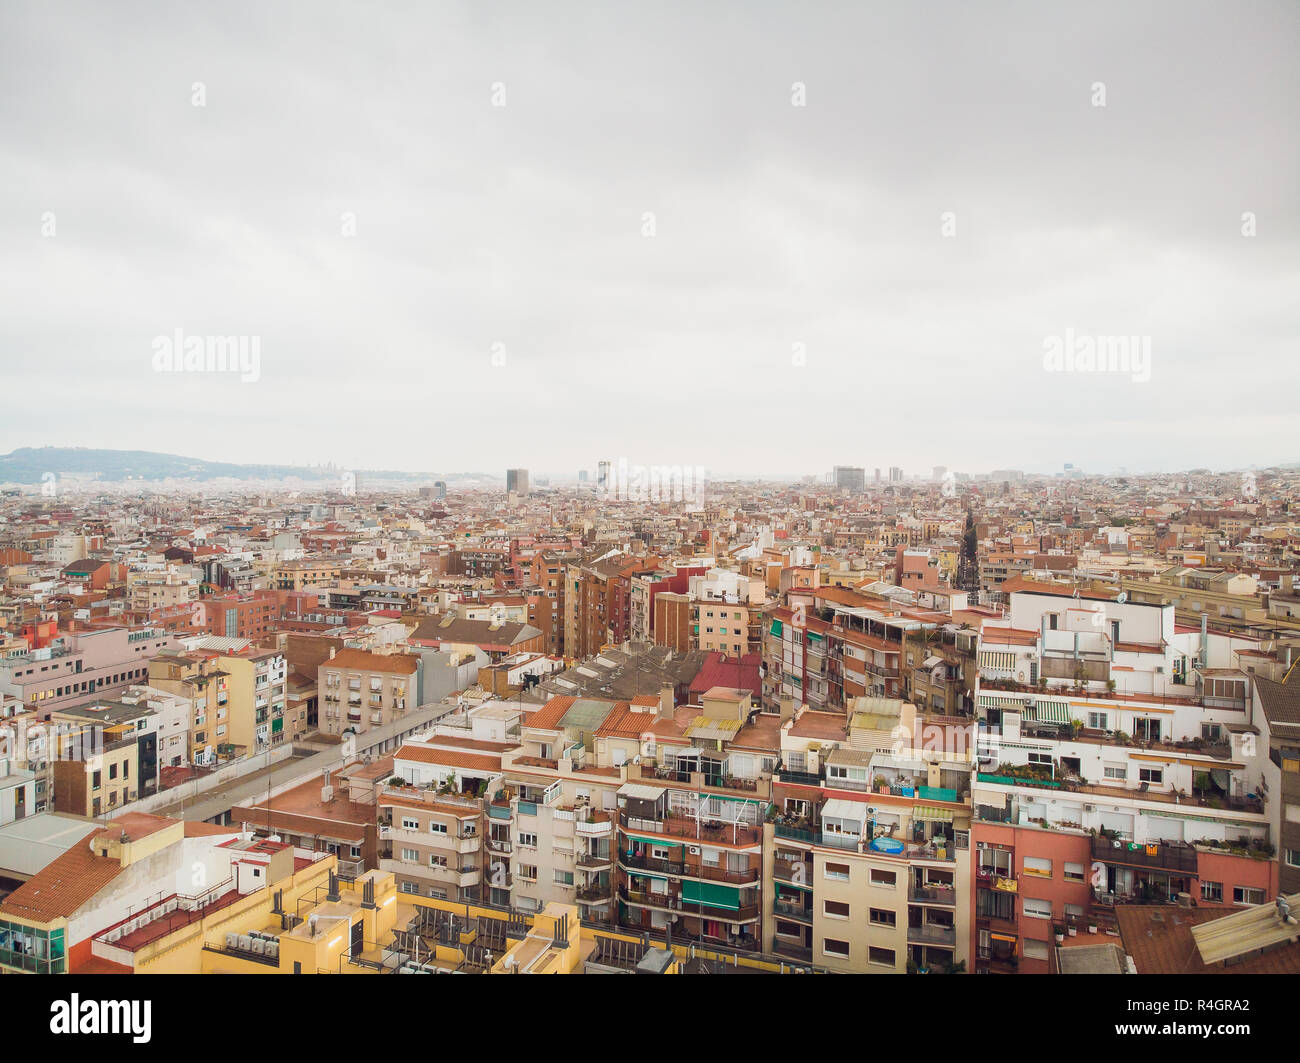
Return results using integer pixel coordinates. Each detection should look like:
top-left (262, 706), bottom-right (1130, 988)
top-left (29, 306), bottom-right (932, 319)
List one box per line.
top-left (184, 821), bottom-right (242, 838)
top-left (0, 829), bottom-right (124, 922)
top-left (1255, 673), bottom-right (1300, 732)
top-left (322, 648), bottom-right (419, 675)
top-left (523, 696), bottom-right (578, 732)
top-left (594, 701), bottom-right (656, 739)
top-left (394, 744), bottom-right (503, 772)
top-left (1117, 904), bottom-right (1300, 974)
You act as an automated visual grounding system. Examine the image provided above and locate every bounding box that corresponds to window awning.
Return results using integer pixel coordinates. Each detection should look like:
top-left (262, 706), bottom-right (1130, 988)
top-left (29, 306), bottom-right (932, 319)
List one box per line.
top-left (626, 836), bottom-right (682, 848)
top-left (913, 805), bottom-right (954, 822)
top-left (681, 880), bottom-right (742, 910)
top-left (1031, 701), bottom-right (1071, 724)
top-left (618, 782), bottom-right (667, 801)
top-left (821, 798), bottom-right (867, 822)
top-left (770, 619), bottom-right (784, 637)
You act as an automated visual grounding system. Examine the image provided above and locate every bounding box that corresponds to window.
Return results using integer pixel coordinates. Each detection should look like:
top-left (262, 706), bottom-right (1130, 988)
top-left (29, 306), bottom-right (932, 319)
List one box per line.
top-left (823, 900), bottom-right (850, 919)
top-left (1064, 862), bottom-right (1086, 883)
top-left (870, 868), bottom-right (897, 888)
top-left (1138, 767), bottom-right (1163, 785)
top-left (1023, 856), bottom-right (1052, 878)
top-left (867, 946), bottom-right (895, 968)
top-left (1201, 881), bottom-right (1223, 903)
top-left (553, 870), bottom-right (574, 886)
top-left (401, 817), bottom-right (420, 831)
top-left (1023, 938), bottom-right (1049, 961)
top-left (869, 907), bottom-right (896, 927)
top-left (824, 862), bottom-right (850, 882)
top-left (1087, 712), bottom-right (1109, 730)
top-left (822, 938), bottom-right (850, 958)
top-left (400, 848), bottom-right (418, 862)
top-left (1028, 752), bottom-right (1052, 767)
top-left (1287, 849), bottom-right (1300, 869)
top-left (428, 822), bottom-right (448, 835)
top-left (1104, 765), bottom-right (1127, 781)
top-left (1233, 887), bottom-right (1265, 906)
top-left (1022, 897), bottom-right (1052, 920)
top-left (518, 832), bottom-right (538, 848)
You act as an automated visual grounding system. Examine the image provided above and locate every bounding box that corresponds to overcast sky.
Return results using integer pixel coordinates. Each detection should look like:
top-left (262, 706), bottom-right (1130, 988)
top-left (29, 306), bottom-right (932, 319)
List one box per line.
top-left (1, 1), bottom-right (1296, 480)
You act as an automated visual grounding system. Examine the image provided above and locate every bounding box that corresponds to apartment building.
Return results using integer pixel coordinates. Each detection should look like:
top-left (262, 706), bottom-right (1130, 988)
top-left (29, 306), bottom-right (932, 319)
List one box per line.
top-left (49, 699), bottom-right (160, 816)
top-left (209, 647), bottom-right (288, 754)
top-left (766, 699), bottom-right (974, 973)
top-left (378, 705), bottom-right (522, 902)
top-left (317, 648), bottom-right (417, 740)
top-left (970, 579), bottom-right (1277, 972)
top-left (0, 624), bottom-right (177, 721)
top-left (200, 590), bottom-right (280, 641)
top-left (127, 569), bottom-right (200, 613)
top-left (147, 653), bottom-right (233, 767)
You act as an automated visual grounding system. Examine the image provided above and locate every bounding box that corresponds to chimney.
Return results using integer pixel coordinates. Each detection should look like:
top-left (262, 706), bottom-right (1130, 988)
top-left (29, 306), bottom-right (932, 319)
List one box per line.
top-left (658, 684), bottom-right (674, 721)
top-left (321, 768), bottom-right (334, 804)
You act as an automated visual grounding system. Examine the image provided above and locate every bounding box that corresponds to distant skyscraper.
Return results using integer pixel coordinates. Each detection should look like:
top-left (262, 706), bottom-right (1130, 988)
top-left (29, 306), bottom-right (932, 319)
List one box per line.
top-left (889, 466), bottom-right (903, 482)
top-left (597, 461), bottom-right (611, 489)
top-left (874, 468), bottom-right (882, 483)
top-left (932, 466), bottom-right (948, 482)
top-left (433, 480), bottom-right (447, 499)
top-left (578, 470), bottom-right (589, 482)
top-left (506, 468), bottom-right (530, 496)
top-left (833, 466), bottom-right (866, 492)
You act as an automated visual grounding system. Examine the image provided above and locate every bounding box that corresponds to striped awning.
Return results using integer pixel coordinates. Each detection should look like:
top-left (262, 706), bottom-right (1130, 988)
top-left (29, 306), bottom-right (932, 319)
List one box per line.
top-left (913, 805), bottom-right (954, 822)
top-left (1031, 701), bottom-right (1071, 724)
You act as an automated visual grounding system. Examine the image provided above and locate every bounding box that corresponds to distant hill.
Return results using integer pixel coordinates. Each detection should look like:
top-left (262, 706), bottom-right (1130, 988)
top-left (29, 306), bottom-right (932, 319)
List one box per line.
top-left (0, 447), bottom-right (496, 484)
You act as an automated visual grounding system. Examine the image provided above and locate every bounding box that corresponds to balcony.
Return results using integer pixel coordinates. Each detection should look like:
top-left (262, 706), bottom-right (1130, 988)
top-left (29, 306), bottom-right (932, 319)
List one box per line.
top-left (773, 897), bottom-right (813, 922)
top-left (771, 940), bottom-right (813, 964)
top-left (619, 851), bottom-right (759, 885)
top-left (909, 883), bottom-right (958, 906)
top-left (908, 923), bottom-right (956, 947)
top-left (618, 886), bottom-right (760, 923)
top-left (576, 851), bottom-right (612, 870)
top-left (774, 857), bottom-right (811, 883)
top-left (619, 812), bottom-right (762, 848)
top-left (1091, 836), bottom-right (1198, 873)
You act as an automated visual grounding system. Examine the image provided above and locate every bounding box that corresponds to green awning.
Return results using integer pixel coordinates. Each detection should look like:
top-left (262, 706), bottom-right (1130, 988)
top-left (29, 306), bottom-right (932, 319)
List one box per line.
top-left (625, 836), bottom-right (682, 848)
top-left (1031, 701), bottom-right (1071, 724)
top-left (681, 880), bottom-right (742, 910)
top-left (770, 619), bottom-right (783, 637)
top-left (913, 805), bottom-right (954, 822)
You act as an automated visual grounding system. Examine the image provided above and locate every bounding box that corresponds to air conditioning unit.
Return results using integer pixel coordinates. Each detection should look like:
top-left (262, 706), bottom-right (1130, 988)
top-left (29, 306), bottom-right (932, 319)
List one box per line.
top-left (226, 932), bottom-right (240, 949)
top-left (688, 846), bottom-right (701, 856)
top-left (251, 939), bottom-right (266, 955)
top-left (1084, 804), bottom-right (1095, 813)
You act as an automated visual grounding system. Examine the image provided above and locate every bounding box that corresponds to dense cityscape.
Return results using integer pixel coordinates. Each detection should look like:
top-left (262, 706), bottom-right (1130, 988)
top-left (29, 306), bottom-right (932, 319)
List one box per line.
top-left (1, 458), bottom-right (1298, 978)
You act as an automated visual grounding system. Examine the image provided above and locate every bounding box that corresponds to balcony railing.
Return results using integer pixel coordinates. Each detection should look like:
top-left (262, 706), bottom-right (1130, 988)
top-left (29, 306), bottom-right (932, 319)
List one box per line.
top-left (909, 883), bottom-right (958, 905)
top-left (1091, 836), bottom-right (1198, 873)
top-left (618, 886), bottom-right (760, 922)
top-left (619, 851), bottom-right (759, 884)
top-left (619, 812), bottom-right (762, 848)
top-left (773, 898), bottom-right (813, 921)
top-left (908, 923), bottom-right (957, 946)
